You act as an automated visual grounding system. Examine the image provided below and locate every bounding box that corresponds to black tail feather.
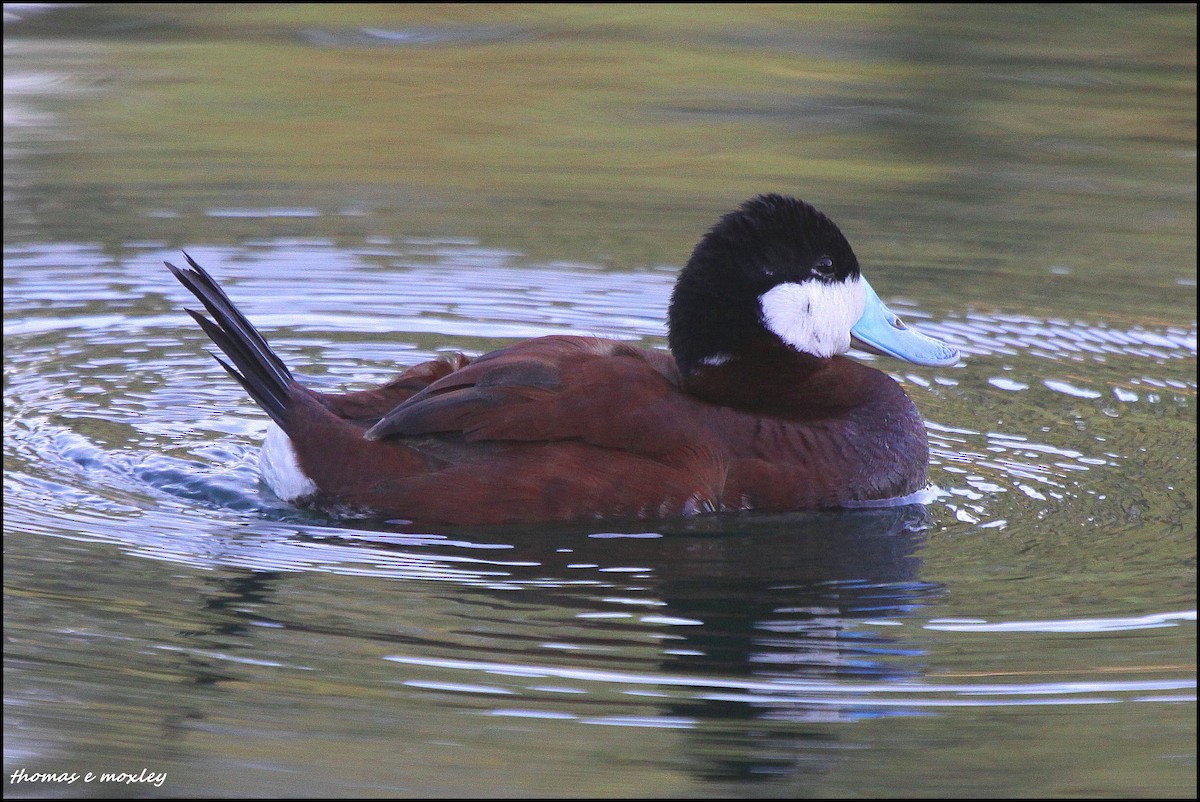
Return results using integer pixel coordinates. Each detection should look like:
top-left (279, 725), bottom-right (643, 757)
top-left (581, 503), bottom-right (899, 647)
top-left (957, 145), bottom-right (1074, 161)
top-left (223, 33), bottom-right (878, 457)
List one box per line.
top-left (167, 253), bottom-right (296, 428)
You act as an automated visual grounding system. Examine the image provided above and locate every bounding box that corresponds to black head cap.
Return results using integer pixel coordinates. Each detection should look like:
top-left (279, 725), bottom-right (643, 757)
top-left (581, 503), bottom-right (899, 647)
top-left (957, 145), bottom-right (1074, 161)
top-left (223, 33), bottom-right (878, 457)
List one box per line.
top-left (668, 194), bottom-right (860, 374)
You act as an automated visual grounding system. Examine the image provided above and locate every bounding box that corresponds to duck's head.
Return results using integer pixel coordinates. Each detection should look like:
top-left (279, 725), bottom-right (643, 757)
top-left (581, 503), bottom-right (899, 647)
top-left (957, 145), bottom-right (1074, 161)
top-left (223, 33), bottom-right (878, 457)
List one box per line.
top-left (668, 194), bottom-right (959, 375)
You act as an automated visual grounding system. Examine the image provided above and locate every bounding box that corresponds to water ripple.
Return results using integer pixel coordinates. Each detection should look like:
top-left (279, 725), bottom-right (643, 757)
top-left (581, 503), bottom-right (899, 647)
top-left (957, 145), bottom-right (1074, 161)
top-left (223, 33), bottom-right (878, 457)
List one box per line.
top-left (383, 653), bottom-right (1195, 718)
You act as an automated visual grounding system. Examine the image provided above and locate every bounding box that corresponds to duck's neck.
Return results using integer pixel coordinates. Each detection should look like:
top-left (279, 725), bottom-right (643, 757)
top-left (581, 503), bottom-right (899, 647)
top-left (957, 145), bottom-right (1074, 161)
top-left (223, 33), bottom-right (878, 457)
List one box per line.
top-left (678, 341), bottom-right (896, 421)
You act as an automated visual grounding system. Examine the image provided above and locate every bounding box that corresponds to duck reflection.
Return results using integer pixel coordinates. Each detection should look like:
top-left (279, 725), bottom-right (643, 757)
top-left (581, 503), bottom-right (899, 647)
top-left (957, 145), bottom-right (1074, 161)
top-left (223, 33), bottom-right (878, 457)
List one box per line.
top-left (527, 503), bottom-right (939, 782)
top-left (173, 502), bottom-right (938, 786)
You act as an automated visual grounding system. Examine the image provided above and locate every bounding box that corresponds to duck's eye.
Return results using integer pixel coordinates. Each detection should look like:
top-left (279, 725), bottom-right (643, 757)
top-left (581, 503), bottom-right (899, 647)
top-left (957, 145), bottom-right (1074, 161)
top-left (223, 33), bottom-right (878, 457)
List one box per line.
top-left (813, 257), bottom-right (835, 277)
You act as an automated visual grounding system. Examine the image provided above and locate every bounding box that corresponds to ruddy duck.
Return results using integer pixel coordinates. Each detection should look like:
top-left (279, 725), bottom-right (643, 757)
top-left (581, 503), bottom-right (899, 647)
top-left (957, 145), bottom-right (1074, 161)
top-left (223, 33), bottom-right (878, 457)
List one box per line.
top-left (168, 194), bottom-right (958, 525)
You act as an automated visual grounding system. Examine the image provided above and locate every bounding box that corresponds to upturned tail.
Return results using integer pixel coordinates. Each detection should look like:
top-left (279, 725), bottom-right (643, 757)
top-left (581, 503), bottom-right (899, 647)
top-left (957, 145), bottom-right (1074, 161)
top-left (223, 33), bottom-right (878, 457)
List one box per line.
top-left (166, 253), bottom-right (296, 428)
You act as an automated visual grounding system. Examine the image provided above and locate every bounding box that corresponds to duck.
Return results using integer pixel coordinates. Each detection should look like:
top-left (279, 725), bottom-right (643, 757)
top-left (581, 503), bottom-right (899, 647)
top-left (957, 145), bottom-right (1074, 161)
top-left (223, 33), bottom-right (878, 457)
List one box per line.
top-left (167, 193), bottom-right (959, 526)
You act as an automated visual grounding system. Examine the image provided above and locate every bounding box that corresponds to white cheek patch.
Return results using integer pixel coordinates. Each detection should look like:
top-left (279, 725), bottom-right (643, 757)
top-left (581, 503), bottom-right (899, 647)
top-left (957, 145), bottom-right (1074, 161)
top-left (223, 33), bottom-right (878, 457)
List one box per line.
top-left (759, 277), bottom-right (866, 358)
top-left (260, 423), bottom-right (318, 502)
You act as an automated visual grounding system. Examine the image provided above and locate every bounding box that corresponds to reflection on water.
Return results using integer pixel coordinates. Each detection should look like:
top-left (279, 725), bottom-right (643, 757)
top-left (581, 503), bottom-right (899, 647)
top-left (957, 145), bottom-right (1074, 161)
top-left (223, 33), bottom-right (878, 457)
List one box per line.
top-left (4, 3), bottom-right (1195, 798)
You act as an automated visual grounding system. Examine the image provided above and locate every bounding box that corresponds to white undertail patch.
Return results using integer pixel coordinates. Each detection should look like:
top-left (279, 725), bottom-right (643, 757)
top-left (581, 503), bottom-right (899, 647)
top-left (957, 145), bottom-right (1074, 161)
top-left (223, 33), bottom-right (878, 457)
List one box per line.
top-left (759, 276), bottom-right (865, 358)
top-left (259, 423), bottom-right (318, 502)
